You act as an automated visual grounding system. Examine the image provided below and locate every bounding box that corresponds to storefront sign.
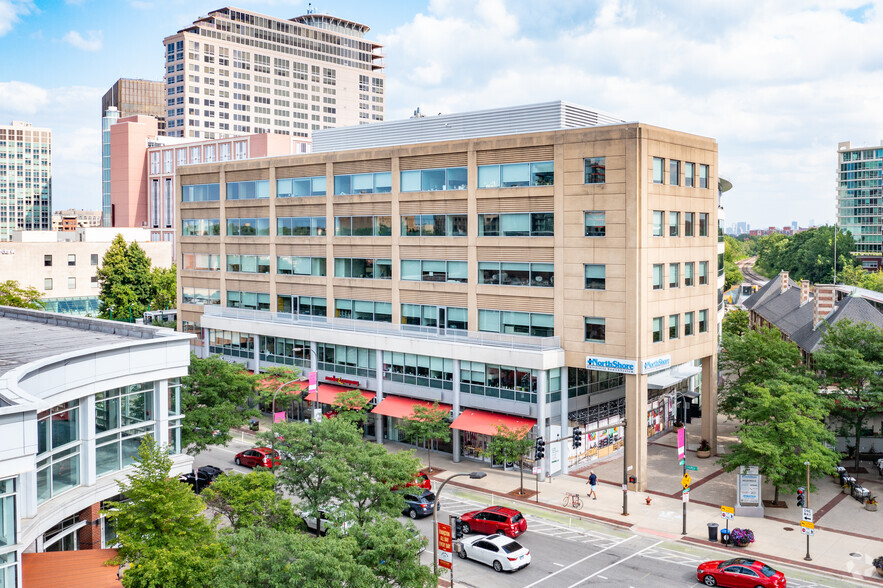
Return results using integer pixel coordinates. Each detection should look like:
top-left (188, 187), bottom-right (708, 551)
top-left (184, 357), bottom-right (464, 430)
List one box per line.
top-left (437, 522), bottom-right (452, 569)
top-left (641, 355), bottom-right (671, 374)
top-left (324, 375), bottom-right (361, 387)
top-left (548, 425), bottom-right (561, 474)
top-left (737, 465), bottom-right (760, 506)
top-left (585, 355), bottom-right (638, 375)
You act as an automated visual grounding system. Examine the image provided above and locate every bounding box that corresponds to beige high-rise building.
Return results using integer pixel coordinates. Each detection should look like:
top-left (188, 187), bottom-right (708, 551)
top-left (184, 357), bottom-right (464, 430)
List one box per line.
top-left (0, 121), bottom-right (51, 241)
top-left (176, 102), bottom-right (720, 489)
top-left (163, 7), bottom-right (385, 140)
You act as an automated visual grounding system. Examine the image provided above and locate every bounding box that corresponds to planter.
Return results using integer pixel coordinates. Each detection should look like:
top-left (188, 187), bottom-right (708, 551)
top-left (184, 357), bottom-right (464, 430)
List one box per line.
top-left (697, 450), bottom-right (712, 459)
top-left (866, 503), bottom-right (878, 512)
top-left (843, 486), bottom-right (852, 494)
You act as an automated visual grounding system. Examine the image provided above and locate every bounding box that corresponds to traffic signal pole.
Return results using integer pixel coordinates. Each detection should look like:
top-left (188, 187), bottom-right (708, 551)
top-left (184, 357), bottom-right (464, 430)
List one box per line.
top-left (449, 514), bottom-right (457, 588)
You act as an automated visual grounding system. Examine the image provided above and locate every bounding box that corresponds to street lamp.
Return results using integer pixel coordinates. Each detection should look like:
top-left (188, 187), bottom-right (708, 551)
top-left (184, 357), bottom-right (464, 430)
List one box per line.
top-left (433, 472), bottom-right (486, 576)
top-left (272, 379), bottom-right (306, 421)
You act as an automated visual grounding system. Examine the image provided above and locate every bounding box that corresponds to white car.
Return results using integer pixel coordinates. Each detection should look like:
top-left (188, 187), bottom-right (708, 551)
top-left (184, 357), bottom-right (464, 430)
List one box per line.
top-left (457, 533), bottom-right (531, 572)
top-left (300, 506), bottom-right (354, 536)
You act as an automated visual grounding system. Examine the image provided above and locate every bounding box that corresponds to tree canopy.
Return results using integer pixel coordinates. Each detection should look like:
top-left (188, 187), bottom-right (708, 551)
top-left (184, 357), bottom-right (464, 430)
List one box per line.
top-left (398, 401), bottom-right (451, 473)
top-left (96, 234), bottom-right (177, 320)
top-left (0, 279), bottom-right (44, 309)
top-left (201, 470), bottom-right (298, 531)
top-left (483, 424), bottom-right (534, 495)
top-left (721, 308), bottom-right (749, 338)
top-left (753, 225), bottom-right (856, 283)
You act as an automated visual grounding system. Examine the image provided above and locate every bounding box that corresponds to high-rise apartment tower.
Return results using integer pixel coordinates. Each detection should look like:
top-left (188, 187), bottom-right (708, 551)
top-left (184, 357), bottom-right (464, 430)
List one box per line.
top-left (0, 121), bottom-right (52, 241)
top-left (837, 141), bottom-right (883, 270)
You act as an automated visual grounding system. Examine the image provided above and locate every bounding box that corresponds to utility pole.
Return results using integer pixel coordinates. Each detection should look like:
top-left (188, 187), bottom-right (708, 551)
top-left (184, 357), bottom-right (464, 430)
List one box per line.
top-left (804, 460), bottom-right (812, 561)
top-left (621, 419), bottom-right (629, 516)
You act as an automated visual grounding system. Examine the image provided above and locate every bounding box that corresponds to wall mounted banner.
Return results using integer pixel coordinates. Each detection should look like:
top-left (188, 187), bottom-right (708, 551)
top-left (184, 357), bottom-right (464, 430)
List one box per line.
top-left (641, 355), bottom-right (672, 374)
top-left (585, 355), bottom-right (638, 375)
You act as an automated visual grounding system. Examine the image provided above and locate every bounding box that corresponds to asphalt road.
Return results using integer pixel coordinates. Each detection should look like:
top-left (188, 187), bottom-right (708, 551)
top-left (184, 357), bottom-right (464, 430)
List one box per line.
top-left (195, 440), bottom-right (862, 588)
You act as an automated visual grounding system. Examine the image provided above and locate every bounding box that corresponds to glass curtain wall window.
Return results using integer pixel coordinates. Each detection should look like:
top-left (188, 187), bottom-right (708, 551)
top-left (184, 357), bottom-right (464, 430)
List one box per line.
top-left (227, 180), bottom-right (269, 200)
top-left (334, 258), bottom-right (392, 279)
top-left (400, 214), bottom-right (467, 237)
top-left (584, 211), bottom-right (605, 237)
top-left (259, 336), bottom-right (312, 369)
top-left (478, 310), bottom-right (553, 337)
top-left (478, 262), bottom-right (553, 287)
top-left (276, 295), bottom-right (327, 317)
top-left (334, 216), bottom-right (392, 236)
top-left (459, 363), bottom-right (559, 404)
top-left (478, 212), bottom-right (554, 236)
top-left (277, 256), bottom-right (326, 276)
top-left (383, 351), bottom-right (455, 389)
top-left (95, 383), bottom-right (156, 477)
top-left (584, 317), bottom-right (605, 342)
top-left (584, 157), bottom-right (605, 184)
top-left (400, 167), bottom-right (467, 192)
top-left (317, 343), bottom-right (376, 378)
top-left (400, 259), bottom-right (468, 283)
top-left (0, 478), bottom-right (15, 550)
top-left (652, 211), bottom-right (664, 236)
top-left (277, 216), bottom-right (326, 236)
top-left (36, 401), bottom-right (80, 503)
top-left (477, 161), bottom-right (553, 188)
top-left (335, 299), bottom-right (392, 322)
top-left (168, 377), bottom-right (183, 455)
top-left (333, 172), bottom-right (392, 195)
top-left (277, 176), bottom-right (326, 197)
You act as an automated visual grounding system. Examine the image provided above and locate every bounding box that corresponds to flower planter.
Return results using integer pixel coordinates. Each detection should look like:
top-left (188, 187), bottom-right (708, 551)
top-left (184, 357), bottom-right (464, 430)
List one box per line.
top-left (843, 486), bottom-right (851, 494)
top-left (697, 450), bottom-right (712, 459)
top-left (866, 503), bottom-right (878, 512)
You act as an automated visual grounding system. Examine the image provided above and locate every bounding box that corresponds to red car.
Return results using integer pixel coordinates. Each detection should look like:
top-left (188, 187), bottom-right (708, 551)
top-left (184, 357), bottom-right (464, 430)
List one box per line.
top-left (234, 447), bottom-right (280, 469)
top-left (391, 472), bottom-right (432, 492)
top-left (460, 506), bottom-right (527, 538)
top-left (697, 558), bottom-right (786, 587)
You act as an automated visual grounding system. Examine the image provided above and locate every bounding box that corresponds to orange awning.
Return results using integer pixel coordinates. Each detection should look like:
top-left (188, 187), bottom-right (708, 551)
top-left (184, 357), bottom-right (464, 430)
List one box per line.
top-left (305, 383), bottom-right (375, 404)
top-left (371, 395), bottom-right (452, 419)
top-left (23, 549), bottom-right (122, 587)
top-left (450, 409), bottom-right (536, 437)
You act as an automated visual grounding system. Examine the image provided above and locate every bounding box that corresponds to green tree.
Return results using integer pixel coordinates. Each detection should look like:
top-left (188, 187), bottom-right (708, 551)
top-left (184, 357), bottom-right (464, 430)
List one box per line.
top-left (351, 517), bottom-right (435, 587)
top-left (721, 308), bottom-right (749, 338)
top-left (202, 470), bottom-right (298, 531)
top-left (0, 279), bottom-right (44, 309)
top-left (724, 259), bottom-right (744, 290)
top-left (103, 437), bottom-right (223, 588)
top-left (149, 265), bottom-right (177, 310)
top-left (182, 353), bottom-right (258, 454)
top-left (254, 365), bottom-right (304, 415)
top-left (717, 379), bottom-right (839, 504)
top-left (399, 401), bottom-right (451, 473)
top-left (483, 425), bottom-right (534, 495)
top-left (97, 234), bottom-right (163, 320)
top-left (754, 226), bottom-right (857, 283)
top-left (342, 439), bottom-right (420, 525)
top-left (330, 388), bottom-right (371, 428)
top-left (812, 320), bottom-right (883, 471)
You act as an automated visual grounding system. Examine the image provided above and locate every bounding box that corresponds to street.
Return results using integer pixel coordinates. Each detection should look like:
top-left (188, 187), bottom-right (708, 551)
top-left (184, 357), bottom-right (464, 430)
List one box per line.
top-left (195, 440), bottom-right (865, 588)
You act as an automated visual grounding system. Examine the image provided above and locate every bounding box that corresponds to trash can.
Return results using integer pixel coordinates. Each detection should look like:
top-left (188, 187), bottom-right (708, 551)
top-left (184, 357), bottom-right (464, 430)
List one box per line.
top-left (707, 523), bottom-right (719, 542)
top-left (249, 419), bottom-right (260, 431)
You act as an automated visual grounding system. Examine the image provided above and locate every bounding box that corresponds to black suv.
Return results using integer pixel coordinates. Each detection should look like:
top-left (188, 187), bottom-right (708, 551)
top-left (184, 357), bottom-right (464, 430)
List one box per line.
top-left (401, 489), bottom-right (437, 519)
top-left (179, 465), bottom-right (223, 493)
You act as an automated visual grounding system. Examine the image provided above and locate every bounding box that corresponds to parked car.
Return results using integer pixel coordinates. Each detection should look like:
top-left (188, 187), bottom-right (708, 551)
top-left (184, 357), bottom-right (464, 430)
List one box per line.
top-left (400, 490), bottom-right (437, 519)
top-left (457, 533), bottom-right (530, 572)
top-left (460, 506), bottom-right (527, 538)
top-left (697, 558), bottom-right (786, 587)
top-left (178, 465), bottom-right (223, 494)
top-left (301, 506), bottom-right (354, 536)
top-left (392, 472), bottom-right (432, 492)
top-left (234, 447), bottom-right (280, 469)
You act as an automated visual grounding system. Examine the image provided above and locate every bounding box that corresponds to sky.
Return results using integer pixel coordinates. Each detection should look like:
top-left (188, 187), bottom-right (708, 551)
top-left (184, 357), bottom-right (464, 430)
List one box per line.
top-left (1, 0), bottom-right (882, 229)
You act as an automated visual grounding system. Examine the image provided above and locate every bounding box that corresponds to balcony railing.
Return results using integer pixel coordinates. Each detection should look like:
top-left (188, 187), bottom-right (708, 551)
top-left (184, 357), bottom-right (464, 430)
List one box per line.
top-left (202, 306), bottom-right (561, 351)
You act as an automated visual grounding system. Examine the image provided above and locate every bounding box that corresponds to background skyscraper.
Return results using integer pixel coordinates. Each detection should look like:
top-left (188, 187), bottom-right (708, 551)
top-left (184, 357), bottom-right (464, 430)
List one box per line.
top-left (836, 141), bottom-right (883, 270)
top-left (0, 121), bottom-right (52, 240)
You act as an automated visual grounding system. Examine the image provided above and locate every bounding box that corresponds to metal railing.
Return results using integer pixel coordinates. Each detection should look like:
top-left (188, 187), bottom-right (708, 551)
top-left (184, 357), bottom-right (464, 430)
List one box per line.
top-left (202, 306), bottom-right (561, 351)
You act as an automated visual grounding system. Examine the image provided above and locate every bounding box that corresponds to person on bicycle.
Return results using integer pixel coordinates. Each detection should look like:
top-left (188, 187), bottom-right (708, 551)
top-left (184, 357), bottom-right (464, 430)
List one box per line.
top-left (586, 471), bottom-right (597, 500)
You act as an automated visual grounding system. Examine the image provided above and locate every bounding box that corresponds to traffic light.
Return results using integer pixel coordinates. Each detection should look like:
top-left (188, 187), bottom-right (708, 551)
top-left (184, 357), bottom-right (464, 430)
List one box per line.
top-left (796, 487), bottom-right (805, 507)
top-left (572, 429), bottom-right (582, 450)
top-left (628, 475), bottom-right (637, 484)
top-left (535, 437), bottom-right (545, 461)
top-left (453, 517), bottom-right (464, 539)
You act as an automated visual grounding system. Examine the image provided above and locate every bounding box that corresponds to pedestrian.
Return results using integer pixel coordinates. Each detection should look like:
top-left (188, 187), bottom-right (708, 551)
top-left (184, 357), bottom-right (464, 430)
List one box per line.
top-left (586, 471), bottom-right (597, 500)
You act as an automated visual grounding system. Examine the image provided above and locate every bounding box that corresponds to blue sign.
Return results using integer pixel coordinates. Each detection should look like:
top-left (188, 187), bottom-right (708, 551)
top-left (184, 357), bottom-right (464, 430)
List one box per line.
top-left (641, 355), bottom-right (671, 374)
top-left (585, 355), bottom-right (638, 375)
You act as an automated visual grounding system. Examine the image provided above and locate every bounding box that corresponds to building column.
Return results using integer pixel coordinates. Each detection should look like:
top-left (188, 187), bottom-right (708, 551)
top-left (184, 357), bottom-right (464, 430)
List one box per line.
top-left (81, 396), bottom-right (96, 487)
top-left (537, 370), bottom-right (547, 482)
top-left (202, 326), bottom-right (209, 357)
top-left (701, 354), bottom-right (718, 455)
top-left (625, 373), bottom-right (649, 492)
top-left (375, 349), bottom-right (384, 445)
top-left (253, 334), bottom-right (261, 374)
top-left (452, 359), bottom-right (461, 463)
top-left (156, 379), bottom-right (170, 446)
top-left (559, 367), bottom-right (569, 475)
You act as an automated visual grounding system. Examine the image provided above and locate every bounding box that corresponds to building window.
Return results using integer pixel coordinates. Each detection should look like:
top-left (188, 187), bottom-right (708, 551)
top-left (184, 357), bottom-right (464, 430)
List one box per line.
top-left (227, 180), bottom-right (269, 200)
top-left (652, 264), bottom-right (664, 290)
top-left (478, 262), bottom-right (554, 287)
top-left (44, 278), bottom-right (53, 290)
top-left (182, 287), bottom-right (221, 305)
top-left (699, 309), bottom-right (708, 332)
top-left (684, 311), bottom-right (694, 336)
top-left (584, 211), bottom-right (605, 237)
top-left (653, 157), bottom-right (664, 184)
top-left (227, 217), bottom-right (270, 236)
top-left (478, 212), bottom-right (553, 236)
top-left (669, 211), bottom-right (679, 237)
top-left (669, 159), bottom-right (680, 186)
top-left (68, 277), bottom-right (76, 289)
top-left (699, 213), bottom-right (709, 237)
top-left (401, 304), bottom-right (467, 330)
top-left (334, 216), bottom-right (391, 236)
top-left (37, 401), bottom-right (80, 503)
top-left (333, 172), bottom-right (391, 195)
top-left (335, 299), bottom-right (392, 323)
top-left (584, 157), bottom-right (605, 184)
top-left (477, 161), bottom-right (553, 188)
top-left (653, 211), bottom-right (664, 236)
top-left (383, 351), bottom-right (454, 390)
top-left (44, 254), bottom-right (52, 267)
top-left (699, 164), bottom-right (709, 188)
top-left (669, 314), bottom-right (679, 339)
top-left (699, 261), bottom-right (709, 285)
top-left (460, 361), bottom-right (546, 404)
top-left (584, 264), bottom-right (605, 290)
top-left (0, 478), bottom-right (16, 550)
top-left (277, 216), bottom-right (326, 236)
top-left (669, 263), bottom-right (679, 288)
top-left (277, 256), bottom-right (326, 276)
top-left (67, 254), bottom-right (76, 266)
top-left (277, 176), bottom-right (326, 197)
top-left (227, 291), bottom-right (271, 311)
top-left (684, 212), bottom-right (694, 237)
top-left (685, 162), bottom-right (695, 187)
top-left (401, 259), bottom-right (468, 283)
top-left (401, 167), bottom-right (467, 192)
top-left (317, 343), bottom-right (376, 378)
top-left (181, 183), bottom-right (220, 202)
top-left (684, 262), bottom-right (695, 286)
top-left (95, 383), bottom-right (155, 477)
top-left (276, 295), bottom-right (327, 317)
top-left (334, 258), bottom-right (392, 279)
top-left (182, 253), bottom-right (221, 271)
top-left (478, 309), bottom-right (553, 337)
top-left (584, 317), bottom-right (606, 342)
top-left (91, 276), bottom-right (98, 288)
top-left (226, 254), bottom-right (270, 274)
top-left (401, 214), bottom-right (467, 237)
top-left (652, 317), bottom-right (664, 343)
top-left (91, 253), bottom-right (99, 265)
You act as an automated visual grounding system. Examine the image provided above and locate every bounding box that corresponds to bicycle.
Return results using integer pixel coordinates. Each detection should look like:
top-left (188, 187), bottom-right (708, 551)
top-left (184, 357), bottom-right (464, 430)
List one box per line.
top-left (562, 492), bottom-right (583, 510)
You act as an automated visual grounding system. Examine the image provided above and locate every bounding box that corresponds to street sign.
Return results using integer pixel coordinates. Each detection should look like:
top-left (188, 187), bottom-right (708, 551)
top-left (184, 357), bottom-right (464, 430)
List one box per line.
top-left (686, 465), bottom-right (698, 471)
top-left (679, 458), bottom-right (685, 466)
top-left (721, 505), bottom-right (735, 519)
top-left (437, 522), bottom-right (452, 570)
top-left (622, 483), bottom-right (628, 492)
top-left (800, 526), bottom-right (814, 536)
top-left (682, 491), bottom-right (690, 503)
top-left (681, 473), bottom-right (692, 489)
top-left (532, 466), bottom-right (540, 475)
top-left (802, 508), bottom-right (814, 523)
top-left (800, 520), bottom-right (814, 530)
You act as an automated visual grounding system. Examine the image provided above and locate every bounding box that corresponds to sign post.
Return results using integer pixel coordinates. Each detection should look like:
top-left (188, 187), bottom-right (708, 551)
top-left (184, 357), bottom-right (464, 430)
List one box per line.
top-left (803, 461), bottom-right (812, 561)
top-left (437, 522), bottom-right (452, 571)
top-left (679, 427), bottom-right (688, 535)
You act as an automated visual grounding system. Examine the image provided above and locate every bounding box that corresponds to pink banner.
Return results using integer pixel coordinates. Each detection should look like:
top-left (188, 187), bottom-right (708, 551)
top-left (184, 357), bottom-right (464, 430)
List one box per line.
top-left (677, 427), bottom-right (686, 461)
top-left (308, 371), bottom-right (318, 392)
top-left (274, 411), bottom-right (286, 423)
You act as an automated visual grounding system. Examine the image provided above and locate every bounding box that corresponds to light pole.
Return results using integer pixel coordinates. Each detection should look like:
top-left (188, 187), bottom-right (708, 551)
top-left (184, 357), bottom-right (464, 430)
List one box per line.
top-left (804, 460), bottom-right (811, 561)
top-left (272, 379), bottom-right (305, 421)
top-left (433, 472), bottom-right (486, 576)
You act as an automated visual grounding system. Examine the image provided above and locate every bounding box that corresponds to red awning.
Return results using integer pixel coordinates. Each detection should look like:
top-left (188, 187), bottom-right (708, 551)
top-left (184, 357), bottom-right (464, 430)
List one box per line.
top-left (371, 395), bottom-right (452, 419)
top-left (23, 549), bottom-right (122, 587)
top-left (449, 409), bottom-right (536, 437)
top-left (305, 383), bottom-right (375, 405)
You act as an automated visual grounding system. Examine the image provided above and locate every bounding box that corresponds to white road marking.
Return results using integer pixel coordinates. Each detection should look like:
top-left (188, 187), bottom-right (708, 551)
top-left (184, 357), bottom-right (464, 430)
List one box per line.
top-left (566, 540), bottom-right (664, 588)
top-left (521, 535), bottom-right (637, 588)
top-left (553, 563), bottom-right (564, 567)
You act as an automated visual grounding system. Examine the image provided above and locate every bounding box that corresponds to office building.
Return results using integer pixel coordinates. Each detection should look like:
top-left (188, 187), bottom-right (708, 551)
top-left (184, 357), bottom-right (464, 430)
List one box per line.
top-left (0, 228), bottom-right (172, 315)
top-left (837, 141), bottom-right (883, 270)
top-left (0, 121), bottom-right (51, 241)
top-left (0, 306), bottom-right (192, 586)
top-left (162, 7), bottom-right (385, 140)
top-left (176, 101), bottom-right (720, 490)
top-left (51, 209), bottom-right (102, 231)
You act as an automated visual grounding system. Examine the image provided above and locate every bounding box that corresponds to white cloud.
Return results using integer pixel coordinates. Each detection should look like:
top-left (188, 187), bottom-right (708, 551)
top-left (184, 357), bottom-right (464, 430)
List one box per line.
top-left (381, 0), bottom-right (883, 227)
top-left (62, 30), bottom-right (103, 51)
top-left (0, 81), bottom-right (49, 114)
top-left (0, 0), bottom-right (33, 36)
